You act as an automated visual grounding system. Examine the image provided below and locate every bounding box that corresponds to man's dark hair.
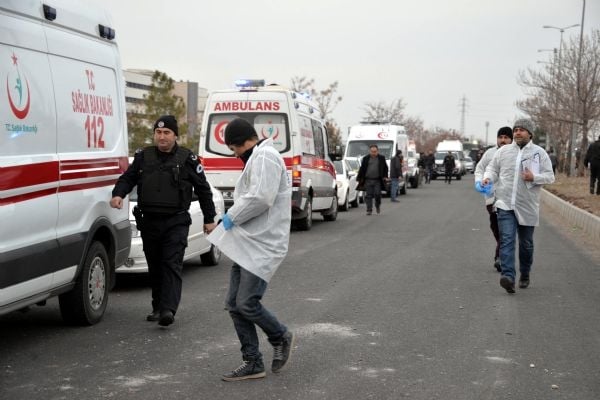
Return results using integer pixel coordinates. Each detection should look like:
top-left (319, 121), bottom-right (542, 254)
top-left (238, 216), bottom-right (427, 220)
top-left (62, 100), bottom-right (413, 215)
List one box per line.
top-left (369, 144), bottom-right (378, 150)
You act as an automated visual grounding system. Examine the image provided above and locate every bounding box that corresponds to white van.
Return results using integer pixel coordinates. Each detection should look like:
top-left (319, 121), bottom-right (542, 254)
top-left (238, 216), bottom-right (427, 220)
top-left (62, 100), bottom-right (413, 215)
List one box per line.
top-left (344, 122), bottom-right (409, 195)
top-left (199, 80), bottom-right (340, 231)
top-left (0, 1), bottom-right (130, 324)
top-left (433, 139), bottom-right (465, 180)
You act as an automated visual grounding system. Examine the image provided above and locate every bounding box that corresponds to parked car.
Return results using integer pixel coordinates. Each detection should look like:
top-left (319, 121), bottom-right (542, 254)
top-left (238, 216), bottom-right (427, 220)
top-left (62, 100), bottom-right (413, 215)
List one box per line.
top-left (463, 156), bottom-right (474, 173)
top-left (334, 160), bottom-right (360, 211)
top-left (117, 181), bottom-right (225, 273)
top-left (406, 150), bottom-right (421, 188)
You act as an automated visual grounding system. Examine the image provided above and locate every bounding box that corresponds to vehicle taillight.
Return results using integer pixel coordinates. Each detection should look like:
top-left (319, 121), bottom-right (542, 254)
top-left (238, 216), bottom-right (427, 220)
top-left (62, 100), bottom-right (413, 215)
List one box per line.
top-left (292, 155), bottom-right (302, 187)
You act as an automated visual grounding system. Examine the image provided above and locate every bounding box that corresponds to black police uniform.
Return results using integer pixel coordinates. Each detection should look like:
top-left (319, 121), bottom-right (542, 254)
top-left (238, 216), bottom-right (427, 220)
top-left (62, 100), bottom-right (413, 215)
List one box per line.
top-left (112, 144), bottom-right (216, 316)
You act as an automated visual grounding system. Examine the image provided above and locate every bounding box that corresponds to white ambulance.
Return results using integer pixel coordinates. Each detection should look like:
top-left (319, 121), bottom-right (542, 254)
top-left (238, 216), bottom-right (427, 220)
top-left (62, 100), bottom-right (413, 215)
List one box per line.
top-left (344, 122), bottom-right (409, 195)
top-left (0, 1), bottom-right (130, 324)
top-left (199, 80), bottom-right (340, 231)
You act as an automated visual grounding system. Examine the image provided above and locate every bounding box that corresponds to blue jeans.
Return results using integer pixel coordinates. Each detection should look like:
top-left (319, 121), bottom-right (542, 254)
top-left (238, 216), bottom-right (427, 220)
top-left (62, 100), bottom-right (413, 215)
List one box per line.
top-left (225, 264), bottom-right (287, 361)
top-left (390, 177), bottom-right (400, 200)
top-left (365, 179), bottom-right (382, 211)
top-left (497, 209), bottom-right (535, 281)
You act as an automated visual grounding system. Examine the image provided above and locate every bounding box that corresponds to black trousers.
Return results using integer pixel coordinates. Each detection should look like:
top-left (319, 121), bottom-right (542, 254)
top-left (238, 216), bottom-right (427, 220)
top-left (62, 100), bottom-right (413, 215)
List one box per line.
top-left (141, 212), bottom-right (191, 313)
top-left (590, 163), bottom-right (600, 194)
top-left (444, 168), bottom-right (453, 182)
top-left (486, 204), bottom-right (500, 259)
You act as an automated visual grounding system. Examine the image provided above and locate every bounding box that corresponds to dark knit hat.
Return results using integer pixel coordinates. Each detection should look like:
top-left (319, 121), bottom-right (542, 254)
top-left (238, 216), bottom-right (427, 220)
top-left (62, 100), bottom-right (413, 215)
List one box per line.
top-left (224, 118), bottom-right (258, 146)
top-left (154, 115), bottom-right (178, 136)
top-left (497, 126), bottom-right (513, 140)
top-left (513, 118), bottom-right (535, 137)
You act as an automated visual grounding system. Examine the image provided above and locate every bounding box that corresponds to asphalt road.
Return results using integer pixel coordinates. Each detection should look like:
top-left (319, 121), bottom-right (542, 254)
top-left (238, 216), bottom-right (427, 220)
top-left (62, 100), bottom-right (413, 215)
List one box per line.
top-left (2, 175), bottom-right (599, 400)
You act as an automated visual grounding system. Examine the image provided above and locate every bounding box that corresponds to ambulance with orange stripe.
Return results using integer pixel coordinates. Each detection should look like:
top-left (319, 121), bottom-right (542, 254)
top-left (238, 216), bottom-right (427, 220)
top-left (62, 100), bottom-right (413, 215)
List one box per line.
top-left (0, 1), bottom-right (130, 324)
top-left (199, 80), bottom-right (340, 231)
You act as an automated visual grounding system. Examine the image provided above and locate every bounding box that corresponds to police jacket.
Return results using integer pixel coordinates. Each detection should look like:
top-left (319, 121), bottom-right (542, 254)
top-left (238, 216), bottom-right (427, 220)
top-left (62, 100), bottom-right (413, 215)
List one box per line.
top-left (584, 139), bottom-right (600, 167)
top-left (443, 155), bottom-right (456, 170)
top-left (483, 141), bottom-right (555, 226)
top-left (112, 144), bottom-right (216, 223)
top-left (357, 154), bottom-right (389, 187)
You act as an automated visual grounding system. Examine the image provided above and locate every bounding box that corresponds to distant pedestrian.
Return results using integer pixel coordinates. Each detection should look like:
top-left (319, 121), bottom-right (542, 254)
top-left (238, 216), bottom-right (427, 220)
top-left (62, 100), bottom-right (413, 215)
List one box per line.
top-left (584, 136), bottom-right (600, 195)
top-left (443, 151), bottom-right (456, 184)
top-left (207, 118), bottom-right (294, 381)
top-left (423, 150), bottom-right (435, 184)
top-left (357, 144), bottom-right (389, 215)
top-left (474, 126), bottom-right (513, 272)
top-left (548, 149), bottom-right (558, 174)
top-left (483, 118), bottom-right (555, 293)
top-left (389, 150), bottom-right (403, 202)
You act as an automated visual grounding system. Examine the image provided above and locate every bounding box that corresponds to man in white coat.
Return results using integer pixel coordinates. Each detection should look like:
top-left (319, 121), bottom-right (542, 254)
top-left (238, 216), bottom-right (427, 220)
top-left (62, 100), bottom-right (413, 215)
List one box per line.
top-left (483, 119), bottom-right (555, 293)
top-left (474, 126), bottom-right (513, 272)
top-left (207, 118), bottom-right (294, 381)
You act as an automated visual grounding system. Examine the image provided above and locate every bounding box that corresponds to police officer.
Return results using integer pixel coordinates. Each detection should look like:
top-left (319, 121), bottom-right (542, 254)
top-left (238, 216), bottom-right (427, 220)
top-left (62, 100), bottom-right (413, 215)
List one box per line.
top-left (110, 115), bottom-right (217, 326)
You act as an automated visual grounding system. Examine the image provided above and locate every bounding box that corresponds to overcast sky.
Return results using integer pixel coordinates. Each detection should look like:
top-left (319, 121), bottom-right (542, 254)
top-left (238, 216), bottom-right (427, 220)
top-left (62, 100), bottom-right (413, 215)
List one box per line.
top-left (100, 0), bottom-right (599, 144)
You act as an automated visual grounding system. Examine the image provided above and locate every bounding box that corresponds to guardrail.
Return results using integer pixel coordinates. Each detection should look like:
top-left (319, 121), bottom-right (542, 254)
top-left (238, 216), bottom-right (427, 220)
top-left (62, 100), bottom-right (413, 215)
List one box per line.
top-left (541, 189), bottom-right (600, 241)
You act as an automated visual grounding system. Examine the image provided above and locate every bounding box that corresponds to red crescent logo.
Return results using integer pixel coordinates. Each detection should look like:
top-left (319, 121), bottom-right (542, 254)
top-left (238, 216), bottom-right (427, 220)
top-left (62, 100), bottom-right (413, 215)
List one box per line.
top-left (214, 120), bottom-right (229, 145)
top-left (377, 131), bottom-right (388, 139)
top-left (261, 126), bottom-right (279, 140)
top-left (7, 77), bottom-right (31, 120)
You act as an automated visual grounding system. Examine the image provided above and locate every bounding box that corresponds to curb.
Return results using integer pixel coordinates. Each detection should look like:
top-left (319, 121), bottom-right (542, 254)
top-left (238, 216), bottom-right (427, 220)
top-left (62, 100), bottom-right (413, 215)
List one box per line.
top-left (541, 189), bottom-right (600, 241)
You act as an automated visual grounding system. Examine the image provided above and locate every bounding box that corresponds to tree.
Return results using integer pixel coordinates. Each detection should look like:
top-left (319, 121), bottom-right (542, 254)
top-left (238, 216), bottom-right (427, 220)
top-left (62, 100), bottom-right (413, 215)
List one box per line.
top-left (290, 76), bottom-right (343, 146)
top-left (127, 70), bottom-right (187, 154)
top-left (361, 99), bottom-right (405, 125)
top-left (518, 30), bottom-right (600, 176)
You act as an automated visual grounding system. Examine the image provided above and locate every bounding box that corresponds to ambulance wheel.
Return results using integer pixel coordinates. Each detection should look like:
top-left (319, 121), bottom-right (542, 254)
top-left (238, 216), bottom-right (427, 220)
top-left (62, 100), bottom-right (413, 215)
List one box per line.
top-left (323, 194), bottom-right (338, 221)
top-left (400, 184), bottom-right (407, 195)
top-left (59, 241), bottom-right (109, 325)
top-left (201, 244), bottom-right (221, 266)
top-left (350, 194), bottom-right (359, 208)
top-left (294, 197), bottom-right (313, 231)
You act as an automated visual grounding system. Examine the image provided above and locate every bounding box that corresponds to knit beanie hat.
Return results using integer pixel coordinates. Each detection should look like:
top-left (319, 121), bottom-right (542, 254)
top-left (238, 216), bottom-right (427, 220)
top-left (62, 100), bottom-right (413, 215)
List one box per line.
top-left (497, 126), bottom-right (513, 140)
top-left (154, 115), bottom-right (178, 136)
top-left (513, 118), bottom-right (535, 138)
top-left (224, 118), bottom-right (258, 146)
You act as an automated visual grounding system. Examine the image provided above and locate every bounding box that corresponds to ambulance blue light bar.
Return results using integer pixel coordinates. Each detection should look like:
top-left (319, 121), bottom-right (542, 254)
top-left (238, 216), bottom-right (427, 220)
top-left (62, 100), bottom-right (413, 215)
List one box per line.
top-left (234, 79), bottom-right (265, 88)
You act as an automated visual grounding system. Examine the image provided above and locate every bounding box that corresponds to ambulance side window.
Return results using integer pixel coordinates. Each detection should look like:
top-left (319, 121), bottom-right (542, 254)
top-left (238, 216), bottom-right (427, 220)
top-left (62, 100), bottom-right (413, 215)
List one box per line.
top-left (311, 119), bottom-right (325, 158)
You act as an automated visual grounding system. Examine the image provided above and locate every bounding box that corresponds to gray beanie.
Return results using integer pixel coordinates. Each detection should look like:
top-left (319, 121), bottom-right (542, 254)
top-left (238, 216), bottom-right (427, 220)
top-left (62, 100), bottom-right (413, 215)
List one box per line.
top-left (513, 118), bottom-right (535, 137)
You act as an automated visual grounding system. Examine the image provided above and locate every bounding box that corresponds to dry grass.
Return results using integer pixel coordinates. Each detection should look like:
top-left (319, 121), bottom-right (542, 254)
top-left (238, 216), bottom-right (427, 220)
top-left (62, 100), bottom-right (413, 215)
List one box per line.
top-left (545, 173), bottom-right (600, 216)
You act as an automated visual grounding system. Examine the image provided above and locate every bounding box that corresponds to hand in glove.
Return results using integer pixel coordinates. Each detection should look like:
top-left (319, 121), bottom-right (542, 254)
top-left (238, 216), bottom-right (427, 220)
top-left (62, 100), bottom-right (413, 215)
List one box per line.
top-left (222, 214), bottom-right (234, 231)
top-left (475, 180), bottom-right (494, 196)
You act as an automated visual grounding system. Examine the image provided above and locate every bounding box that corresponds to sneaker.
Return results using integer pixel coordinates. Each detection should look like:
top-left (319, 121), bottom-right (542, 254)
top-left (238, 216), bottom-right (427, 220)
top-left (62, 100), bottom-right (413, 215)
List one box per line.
top-left (222, 359), bottom-right (266, 382)
top-left (146, 310), bottom-right (160, 322)
top-left (272, 331), bottom-right (295, 373)
top-left (519, 276), bottom-right (530, 289)
top-left (500, 276), bottom-right (515, 294)
top-left (158, 310), bottom-right (174, 326)
top-left (494, 258), bottom-right (501, 273)
top-left (376, 207), bottom-right (380, 214)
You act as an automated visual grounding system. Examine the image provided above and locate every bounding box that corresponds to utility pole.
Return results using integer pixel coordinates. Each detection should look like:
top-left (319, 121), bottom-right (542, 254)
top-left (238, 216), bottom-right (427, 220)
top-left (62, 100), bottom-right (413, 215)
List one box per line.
top-left (485, 121), bottom-right (490, 146)
top-left (459, 95), bottom-right (467, 137)
top-left (570, 0), bottom-right (586, 177)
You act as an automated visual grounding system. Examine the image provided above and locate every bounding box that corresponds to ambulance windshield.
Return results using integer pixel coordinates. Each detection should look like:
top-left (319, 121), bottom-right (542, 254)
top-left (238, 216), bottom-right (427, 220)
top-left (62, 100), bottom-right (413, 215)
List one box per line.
top-left (206, 113), bottom-right (290, 156)
top-left (346, 140), bottom-right (394, 160)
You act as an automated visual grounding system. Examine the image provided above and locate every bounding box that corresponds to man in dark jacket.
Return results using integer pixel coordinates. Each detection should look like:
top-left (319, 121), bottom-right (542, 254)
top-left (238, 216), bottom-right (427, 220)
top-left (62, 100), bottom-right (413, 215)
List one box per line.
top-left (110, 115), bottom-right (217, 326)
top-left (584, 137), bottom-right (600, 195)
top-left (357, 144), bottom-right (389, 215)
top-left (443, 152), bottom-right (456, 184)
top-left (423, 150), bottom-right (435, 184)
top-left (389, 150), bottom-right (403, 202)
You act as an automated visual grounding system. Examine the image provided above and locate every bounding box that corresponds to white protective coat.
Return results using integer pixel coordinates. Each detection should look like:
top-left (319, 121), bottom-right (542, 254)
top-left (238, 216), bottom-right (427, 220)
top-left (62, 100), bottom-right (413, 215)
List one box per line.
top-left (207, 139), bottom-right (292, 282)
top-left (483, 141), bottom-right (555, 226)
top-left (474, 146), bottom-right (499, 206)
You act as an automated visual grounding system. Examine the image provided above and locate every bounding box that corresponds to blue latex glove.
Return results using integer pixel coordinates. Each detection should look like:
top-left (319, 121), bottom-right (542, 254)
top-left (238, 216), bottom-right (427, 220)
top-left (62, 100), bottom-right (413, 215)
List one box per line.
top-left (475, 181), bottom-right (494, 196)
top-left (222, 213), bottom-right (234, 231)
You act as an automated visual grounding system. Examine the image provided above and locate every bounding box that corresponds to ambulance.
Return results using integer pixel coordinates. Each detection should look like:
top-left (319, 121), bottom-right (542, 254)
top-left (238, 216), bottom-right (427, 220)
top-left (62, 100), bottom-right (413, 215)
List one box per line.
top-left (199, 80), bottom-right (340, 231)
top-left (344, 122), bottom-right (409, 195)
top-left (0, 1), bottom-right (130, 324)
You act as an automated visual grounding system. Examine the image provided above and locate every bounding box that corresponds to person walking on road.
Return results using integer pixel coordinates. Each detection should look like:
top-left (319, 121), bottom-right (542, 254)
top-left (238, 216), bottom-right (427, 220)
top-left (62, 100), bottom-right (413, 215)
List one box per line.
top-left (443, 151), bottom-right (456, 184)
top-left (584, 136), bottom-right (600, 195)
top-left (423, 150), bottom-right (435, 184)
top-left (548, 149), bottom-right (558, 175)
top-left (110, 115), bottom-right (217, 326)
top-left (389, 150), bottom-right (403, 202)
top-left (206, 118), bottom-right (294, 382)
top-left (357, 144), bottom-right (389, 215)
top-left (483, 118), bottom-right (555, 293)
top-left (474, 126), bottom-right (513, 272)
